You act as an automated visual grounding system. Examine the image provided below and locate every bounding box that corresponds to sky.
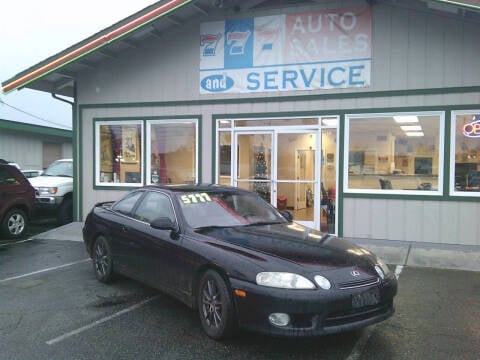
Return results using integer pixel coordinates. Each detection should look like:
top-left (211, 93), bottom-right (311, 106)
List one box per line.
top-left (0, 0), bottom-right (158, 130)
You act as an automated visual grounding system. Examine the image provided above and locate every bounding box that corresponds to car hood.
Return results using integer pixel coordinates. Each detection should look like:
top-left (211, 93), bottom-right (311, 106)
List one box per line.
top-left (29, 176), bottom-right (72, 187)
top-left (196, 223), bottom-right (377, 272)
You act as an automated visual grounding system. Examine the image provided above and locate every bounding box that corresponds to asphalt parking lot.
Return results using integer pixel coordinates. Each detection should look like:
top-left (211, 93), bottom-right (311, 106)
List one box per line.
top-left (1, 232), bottom-right (479, 360)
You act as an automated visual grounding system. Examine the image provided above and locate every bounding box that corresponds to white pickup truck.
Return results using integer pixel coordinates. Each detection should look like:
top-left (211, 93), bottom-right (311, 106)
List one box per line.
top-left (29, 159), bottom-right (73, 225)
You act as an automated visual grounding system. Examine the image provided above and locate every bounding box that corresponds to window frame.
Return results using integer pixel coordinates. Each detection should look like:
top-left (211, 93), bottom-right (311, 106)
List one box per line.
top-left (145, 119), bottom-right (199, 186)
top-left (450, 110), bottom-right (480, 198)
top-left (343, 111), bottom-right (445, 196)
top-left (94, 120), bottom-right (144, 187)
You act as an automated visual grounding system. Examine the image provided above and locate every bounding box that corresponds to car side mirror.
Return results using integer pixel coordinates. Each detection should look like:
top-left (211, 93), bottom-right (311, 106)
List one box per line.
top-left (150, 217), bottom-right (179, 240)
top-left (279, 210), bottom-right (293, 222)
top-left (150, 217), bottom-right (176, 231)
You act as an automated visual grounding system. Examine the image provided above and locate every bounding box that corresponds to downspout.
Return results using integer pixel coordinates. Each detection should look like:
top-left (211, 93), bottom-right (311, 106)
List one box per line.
top-left (51, 86), bottom-right (80, 222)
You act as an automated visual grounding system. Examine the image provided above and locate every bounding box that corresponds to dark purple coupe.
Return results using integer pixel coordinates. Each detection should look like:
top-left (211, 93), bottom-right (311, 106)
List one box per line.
top-left (83, 184), bottom-right (397, 339)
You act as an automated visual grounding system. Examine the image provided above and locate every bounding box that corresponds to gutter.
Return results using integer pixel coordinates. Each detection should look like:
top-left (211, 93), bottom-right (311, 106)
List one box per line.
top-left (2, 0), bottom-right (193, 94)
top-left (52, 93), bottom-right (74, 106)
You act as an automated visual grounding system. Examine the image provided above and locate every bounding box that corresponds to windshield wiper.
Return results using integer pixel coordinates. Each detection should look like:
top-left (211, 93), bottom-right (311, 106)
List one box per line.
top-left (195, 224), bottom-right (236, 230)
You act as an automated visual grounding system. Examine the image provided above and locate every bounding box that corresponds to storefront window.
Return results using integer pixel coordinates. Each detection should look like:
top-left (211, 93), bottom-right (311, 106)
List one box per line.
top-left (96, 121), bottom-right (143, 185)
top-left (451, 111), bottom-right (480, 196)
top-left (147, 120), bottom-right (198, 185)
top-left (345, 112), bottom-right (444, 193)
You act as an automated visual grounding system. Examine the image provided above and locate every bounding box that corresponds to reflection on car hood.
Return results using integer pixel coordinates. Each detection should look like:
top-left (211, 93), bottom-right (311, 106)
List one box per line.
top-left (196, 223), bottom-right (376, 271)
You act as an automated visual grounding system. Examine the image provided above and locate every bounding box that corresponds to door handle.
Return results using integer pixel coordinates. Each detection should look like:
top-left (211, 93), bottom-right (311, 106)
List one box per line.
top-left (121, 225), bottom-right (128, 232)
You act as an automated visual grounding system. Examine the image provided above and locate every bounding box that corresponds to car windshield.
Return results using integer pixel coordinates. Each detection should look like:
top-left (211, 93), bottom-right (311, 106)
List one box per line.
top-left (43, 161), bottom-right (73, 177)
top-left (177, 190), bottom-right (286, 229)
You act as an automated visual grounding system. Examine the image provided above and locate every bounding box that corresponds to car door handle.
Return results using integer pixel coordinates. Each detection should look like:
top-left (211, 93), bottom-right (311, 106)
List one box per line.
top-left (121, 225), bottom-right (128, 232)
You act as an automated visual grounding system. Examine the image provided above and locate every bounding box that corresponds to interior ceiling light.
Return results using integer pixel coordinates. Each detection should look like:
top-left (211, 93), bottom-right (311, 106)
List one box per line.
top-left (406, 131), bottom-right (425, 137)
top-left (393, 115), bottom-right (419, 123)
top-left (401, 125), bottom-right (422, 131)
top-left (322, 118), bottom-right (338, 126)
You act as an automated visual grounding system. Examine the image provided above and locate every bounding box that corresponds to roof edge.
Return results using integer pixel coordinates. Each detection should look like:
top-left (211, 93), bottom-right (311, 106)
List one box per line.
top-left (1, 0), bottom-right (194, 95)
top-left (0, 119), bottom-right (72, 137)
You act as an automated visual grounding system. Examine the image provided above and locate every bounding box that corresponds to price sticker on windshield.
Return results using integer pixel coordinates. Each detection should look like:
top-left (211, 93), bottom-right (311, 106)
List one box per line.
top-left (181, 192), bottom-right (212, 204)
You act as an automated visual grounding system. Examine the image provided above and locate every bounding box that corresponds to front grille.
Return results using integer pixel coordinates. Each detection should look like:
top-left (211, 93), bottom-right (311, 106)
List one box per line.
top-left (338, 277), bottom-right (379, 289)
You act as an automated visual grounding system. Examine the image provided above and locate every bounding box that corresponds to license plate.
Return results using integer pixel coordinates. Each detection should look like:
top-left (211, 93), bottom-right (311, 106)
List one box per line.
top-left (352, 288), bottom-right (380, 308)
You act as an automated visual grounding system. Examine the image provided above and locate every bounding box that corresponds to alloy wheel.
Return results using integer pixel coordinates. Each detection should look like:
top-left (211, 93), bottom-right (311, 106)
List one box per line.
top-left (8, 212), bottom-right (25, 236)
top-left (94, 240), bottom-right (109, 277)
top-left (198, 270), bottom-right (236, 339)
top-left (201, 279), bottom-right (223, 329)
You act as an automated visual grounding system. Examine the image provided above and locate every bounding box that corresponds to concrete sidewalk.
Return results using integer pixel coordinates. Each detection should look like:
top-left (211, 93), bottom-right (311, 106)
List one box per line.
top-left (32, 222), bottom-right (480, 272)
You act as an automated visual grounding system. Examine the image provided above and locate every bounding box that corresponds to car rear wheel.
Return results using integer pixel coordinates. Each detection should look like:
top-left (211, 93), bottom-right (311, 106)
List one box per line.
top-left (92, 236), bottom-right (115, 283)
top-left (198, 270), bottom-right (236, 339)
top-left (2, 208), bottom-right (28, 239)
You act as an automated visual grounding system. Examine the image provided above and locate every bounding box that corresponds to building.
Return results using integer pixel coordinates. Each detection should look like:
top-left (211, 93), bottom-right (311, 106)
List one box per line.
top-left (2, 0), bottom-right (480, 246)
top-left (0, 118), bottom-right (72, 170)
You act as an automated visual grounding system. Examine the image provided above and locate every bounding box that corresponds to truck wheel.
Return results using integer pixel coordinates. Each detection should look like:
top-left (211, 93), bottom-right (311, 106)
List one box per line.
top-left (2, 208), bottom-right (28, 239)
top-left (57, 198), bottom-right (73, 225)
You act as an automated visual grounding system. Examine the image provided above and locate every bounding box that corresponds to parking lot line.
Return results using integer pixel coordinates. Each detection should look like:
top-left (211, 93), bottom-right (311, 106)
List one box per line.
top-left (46, 294), bottom-right (162, 346)
top-left (0, 237), bottom-right (35, 247)
top-left (0, 259), bottom-right (90, 283)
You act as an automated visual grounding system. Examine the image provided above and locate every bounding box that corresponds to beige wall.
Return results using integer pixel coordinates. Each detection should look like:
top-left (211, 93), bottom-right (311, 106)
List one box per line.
top-left (76, 0), bottom-right (480, 246)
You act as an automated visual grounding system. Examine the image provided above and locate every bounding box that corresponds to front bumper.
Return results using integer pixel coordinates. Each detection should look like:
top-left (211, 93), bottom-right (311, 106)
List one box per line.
top-left (229, 276), bottom-right (397, 337)
top-left (32, 196), bottom-right (64, 218)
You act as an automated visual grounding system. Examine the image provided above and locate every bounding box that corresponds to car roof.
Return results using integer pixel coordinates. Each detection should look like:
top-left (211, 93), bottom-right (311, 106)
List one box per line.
top-left (142, 184), bottom-right (251, 194)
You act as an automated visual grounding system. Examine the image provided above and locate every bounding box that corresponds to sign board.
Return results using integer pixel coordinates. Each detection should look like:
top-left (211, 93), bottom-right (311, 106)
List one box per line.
top-left (200, 7), bottom-right (372, 94)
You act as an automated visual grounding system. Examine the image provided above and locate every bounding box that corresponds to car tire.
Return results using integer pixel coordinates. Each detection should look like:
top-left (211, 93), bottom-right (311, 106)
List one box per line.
top-left (198, 270), bottom-right (237, 340)
top-left (2, 208), bottom-right (28, 239)
top-left (57, 198), bottom-right (73, 225)
top-left (92, 236), bottom-right (115, 283)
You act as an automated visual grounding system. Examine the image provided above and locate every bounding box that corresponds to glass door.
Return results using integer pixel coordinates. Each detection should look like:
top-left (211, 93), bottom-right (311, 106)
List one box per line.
top-left (227, 121), bottom-right (338, 234)
top-left (276, 131), bottom-right (319, 229)
top-left (234, 132), bottom-right (273, 202)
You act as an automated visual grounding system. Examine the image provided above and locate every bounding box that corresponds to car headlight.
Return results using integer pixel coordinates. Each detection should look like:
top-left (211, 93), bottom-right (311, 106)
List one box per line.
top-left (37, 187), bottom-right (58, 195)
top-left (256, 272), bottom-right (315, 289)
top-left (375, 258), bottom-right (391, 279)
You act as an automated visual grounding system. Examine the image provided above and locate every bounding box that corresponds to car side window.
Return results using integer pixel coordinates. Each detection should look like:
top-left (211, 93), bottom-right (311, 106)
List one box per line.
top-left (134, 192), bottom-right (175, 224)
top-left (112, 191), bottom-right (143, 216)
top-left (0, 168), bottom-right (19, 185)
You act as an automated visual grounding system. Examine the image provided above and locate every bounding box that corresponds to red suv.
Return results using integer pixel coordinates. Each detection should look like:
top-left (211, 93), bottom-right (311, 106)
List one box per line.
top-left (0, 161), bottom-right (35, 238)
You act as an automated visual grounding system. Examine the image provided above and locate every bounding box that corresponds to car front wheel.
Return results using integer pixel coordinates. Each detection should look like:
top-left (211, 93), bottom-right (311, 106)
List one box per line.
top-left (198, 270), bottom-right (236, 340)
top-left (57, 198), bottom-right (73, 225)
top-left (2, 208), bottom-right (28, 239)
top-left (92, 236), bottom-right (115, 283)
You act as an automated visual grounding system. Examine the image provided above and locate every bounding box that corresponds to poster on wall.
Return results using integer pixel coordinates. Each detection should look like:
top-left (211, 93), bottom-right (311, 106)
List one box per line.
top-left (199, 7), bottom-right (372, 94)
